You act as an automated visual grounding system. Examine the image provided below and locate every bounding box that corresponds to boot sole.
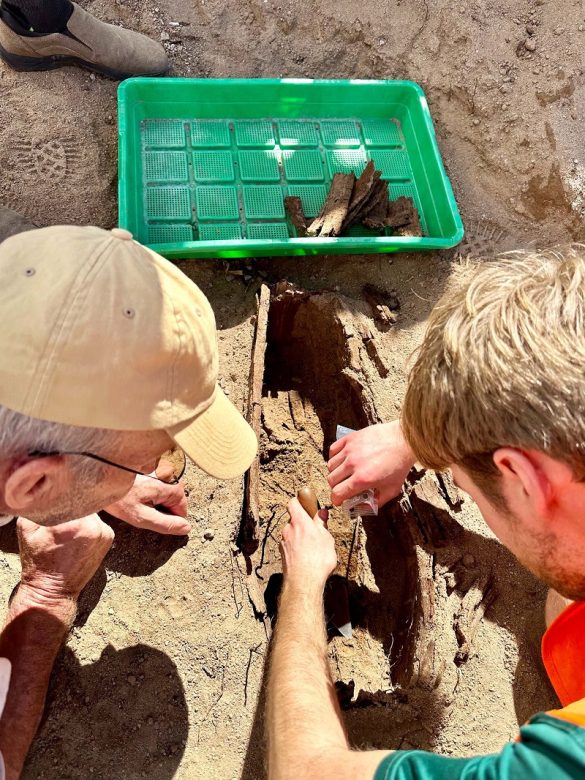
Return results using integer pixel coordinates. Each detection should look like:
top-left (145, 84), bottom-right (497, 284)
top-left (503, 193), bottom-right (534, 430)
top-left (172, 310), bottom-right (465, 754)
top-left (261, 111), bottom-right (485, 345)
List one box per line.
top-left (0, 41), bottom-right (168, 80)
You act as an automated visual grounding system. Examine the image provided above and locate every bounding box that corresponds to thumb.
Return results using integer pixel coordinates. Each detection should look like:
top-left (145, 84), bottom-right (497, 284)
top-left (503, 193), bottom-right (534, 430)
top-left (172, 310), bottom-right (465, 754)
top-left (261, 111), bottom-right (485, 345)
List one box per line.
top-left (16, 516), bottom-right (42, 543)
top-left (16, 516), bottom-right (40, 533)
top-left (316, 509), bottom-right (329, 528)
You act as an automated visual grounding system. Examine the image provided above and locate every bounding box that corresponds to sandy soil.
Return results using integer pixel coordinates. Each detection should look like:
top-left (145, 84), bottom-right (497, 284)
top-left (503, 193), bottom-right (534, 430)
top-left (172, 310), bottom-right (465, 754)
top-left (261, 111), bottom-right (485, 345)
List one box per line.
top-left (0, 0), bottom-right (584, 777)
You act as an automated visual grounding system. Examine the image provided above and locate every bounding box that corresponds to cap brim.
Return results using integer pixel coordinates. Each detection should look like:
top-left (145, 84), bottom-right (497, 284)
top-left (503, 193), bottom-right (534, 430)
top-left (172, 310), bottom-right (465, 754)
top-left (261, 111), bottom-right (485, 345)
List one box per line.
top-left (166, 386), bottom-right (258, 479)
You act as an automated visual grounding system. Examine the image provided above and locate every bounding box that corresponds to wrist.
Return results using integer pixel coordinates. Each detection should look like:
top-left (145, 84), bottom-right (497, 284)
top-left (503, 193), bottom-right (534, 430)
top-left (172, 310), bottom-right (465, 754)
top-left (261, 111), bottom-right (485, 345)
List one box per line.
top-left (394, 419), bottom-right (415, 462)
top-left (15, 581), bottom-right (77, 624)
top-left (282, 576), bottom-right (326, 603)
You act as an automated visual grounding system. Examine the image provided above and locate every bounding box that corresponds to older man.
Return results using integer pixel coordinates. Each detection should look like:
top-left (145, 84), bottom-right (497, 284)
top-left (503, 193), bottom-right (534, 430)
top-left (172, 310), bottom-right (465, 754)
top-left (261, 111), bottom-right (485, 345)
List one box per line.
top-left (267, 246), bottom-right (585, 779)
top-left (0, 224), bottom-right (257, 778)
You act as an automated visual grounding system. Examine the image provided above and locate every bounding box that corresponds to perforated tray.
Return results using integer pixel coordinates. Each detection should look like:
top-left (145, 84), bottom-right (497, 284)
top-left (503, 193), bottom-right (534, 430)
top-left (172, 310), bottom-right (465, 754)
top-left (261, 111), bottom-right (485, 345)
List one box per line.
top-left (118, 79), bottom-right (464, 259)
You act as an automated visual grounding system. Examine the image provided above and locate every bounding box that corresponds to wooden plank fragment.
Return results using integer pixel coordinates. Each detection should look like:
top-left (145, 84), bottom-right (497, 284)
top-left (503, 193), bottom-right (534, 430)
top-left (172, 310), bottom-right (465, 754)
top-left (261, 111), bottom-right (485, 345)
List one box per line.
top-left (345, 160), bottom-right (376, 215)
top-left (307, 172), bottom-right (355, 236)
top-left (386, 195), bottom-right (423, 237)
top-left (239, 283), bottom-right (270, 556)
top-left (284, 196), bottom-right (307, 237)
top-left (362, 180), bottom-right (391, 230)
top-left (454, 575), bottom-right (497, 666)
top-left (288, 389), bottom-right (306, 430)
top-left (342, 167), bottom-right (381, 230)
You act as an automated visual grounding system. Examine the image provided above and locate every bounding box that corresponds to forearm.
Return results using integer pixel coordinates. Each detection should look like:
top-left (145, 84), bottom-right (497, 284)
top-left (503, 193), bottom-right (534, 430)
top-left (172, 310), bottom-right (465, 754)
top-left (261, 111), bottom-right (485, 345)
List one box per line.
top-left (267, 580), bottom-right (348, 779)
top-left (267, 580), bottom-right (392, 780)
top-left (0, 585), bottom-right (75, 779)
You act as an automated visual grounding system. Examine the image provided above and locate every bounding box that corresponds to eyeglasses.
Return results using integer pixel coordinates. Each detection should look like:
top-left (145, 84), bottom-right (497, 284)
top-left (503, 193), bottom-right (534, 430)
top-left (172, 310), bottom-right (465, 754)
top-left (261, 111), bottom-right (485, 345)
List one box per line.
top-left (28, 447), bottom-right (187, 485)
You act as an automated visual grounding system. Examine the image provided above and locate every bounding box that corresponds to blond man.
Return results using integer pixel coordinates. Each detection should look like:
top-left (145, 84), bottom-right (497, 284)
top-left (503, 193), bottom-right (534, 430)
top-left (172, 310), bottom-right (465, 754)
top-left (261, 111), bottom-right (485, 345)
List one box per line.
top-left (267, 246), bottom-right (585, 779)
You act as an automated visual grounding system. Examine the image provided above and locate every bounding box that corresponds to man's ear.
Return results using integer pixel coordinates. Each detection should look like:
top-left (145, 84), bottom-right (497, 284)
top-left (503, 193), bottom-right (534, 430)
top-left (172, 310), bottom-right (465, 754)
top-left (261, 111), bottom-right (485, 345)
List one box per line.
top-left (492, 448), bottom-right (557, 517)
top-left (3, 457), bottom-right (71, 513)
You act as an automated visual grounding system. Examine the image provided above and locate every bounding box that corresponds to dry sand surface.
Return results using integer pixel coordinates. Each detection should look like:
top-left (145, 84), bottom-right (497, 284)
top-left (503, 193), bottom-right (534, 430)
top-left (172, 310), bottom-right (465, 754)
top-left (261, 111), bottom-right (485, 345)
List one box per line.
top-left (0, 0), bottom-right (584, 777)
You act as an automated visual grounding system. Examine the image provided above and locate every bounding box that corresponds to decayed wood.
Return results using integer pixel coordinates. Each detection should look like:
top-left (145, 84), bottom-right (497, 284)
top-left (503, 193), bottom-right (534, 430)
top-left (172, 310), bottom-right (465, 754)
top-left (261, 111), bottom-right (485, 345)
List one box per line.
top-left (289, 162), bottom-right (423, 238)
top-left (363, 180), bottom-right (391, 231)
top-left (361, 332), bottom-right (389, 378)
top-left (454, 575), bottom-right (496, 666)
top-left (387, 195), bottom-right (423, 237)
top-left (284, 196), bottom-right (308, 237)
top-left (288, 390), bottom-right (306, 430)
top-left (239, 283), bottom-right (270, 556)
top-left (398, 515), bottom-right (438, 691)
top-left (341, 160), bottom-right (379, 229)
top-left (408, 471), bottom-right (463, 548)
top-left (348, 160), bottom-right (377, 212)
top-left (362, 284), bottom-right (400, 331)
top-left (436, 471), bottom-right (464, 511)
top-left (398, 472), bottom-right (462, 690)
top-left (307, 172), bottom-right (355, 236)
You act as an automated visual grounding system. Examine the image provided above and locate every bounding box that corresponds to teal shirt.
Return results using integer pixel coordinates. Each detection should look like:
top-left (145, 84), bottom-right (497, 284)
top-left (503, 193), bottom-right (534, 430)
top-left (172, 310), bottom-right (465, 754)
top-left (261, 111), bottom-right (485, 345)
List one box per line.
top-left (374, 714), bottom-right (585, 779)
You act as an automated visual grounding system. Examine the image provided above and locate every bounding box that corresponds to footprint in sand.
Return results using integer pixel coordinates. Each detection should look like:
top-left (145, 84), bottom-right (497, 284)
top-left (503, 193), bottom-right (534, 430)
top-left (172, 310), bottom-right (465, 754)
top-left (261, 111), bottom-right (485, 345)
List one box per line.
top-left (455, 218), bottom-right (513, 260)
top-left (13, 138), bottom-right (83, 183)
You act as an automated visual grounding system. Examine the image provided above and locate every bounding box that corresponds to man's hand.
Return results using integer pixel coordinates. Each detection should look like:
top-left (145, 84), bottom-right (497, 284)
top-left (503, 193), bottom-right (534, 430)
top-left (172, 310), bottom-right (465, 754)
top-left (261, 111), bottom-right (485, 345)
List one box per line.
top-left (105, 473), bottom-right (190, 536)
top-left (17, 514), bottom-right (114, 608)
top-left (327, 420), bottom-right (415, 508)
top-left (281, 498), bottom-right (337, 592)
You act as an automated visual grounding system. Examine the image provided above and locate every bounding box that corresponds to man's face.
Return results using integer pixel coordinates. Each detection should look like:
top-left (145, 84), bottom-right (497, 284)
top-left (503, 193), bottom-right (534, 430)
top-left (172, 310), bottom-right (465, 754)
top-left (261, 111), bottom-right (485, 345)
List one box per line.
top-left (0, 429), bottom-right (173, 525)
top-left (451, 463), bottom-right (585, 600)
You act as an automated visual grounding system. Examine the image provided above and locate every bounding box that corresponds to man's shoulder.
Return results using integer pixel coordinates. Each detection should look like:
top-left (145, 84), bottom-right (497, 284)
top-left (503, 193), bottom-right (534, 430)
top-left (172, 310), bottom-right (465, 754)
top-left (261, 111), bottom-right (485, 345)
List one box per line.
top-left (374, 704), bottom-right (585, 780)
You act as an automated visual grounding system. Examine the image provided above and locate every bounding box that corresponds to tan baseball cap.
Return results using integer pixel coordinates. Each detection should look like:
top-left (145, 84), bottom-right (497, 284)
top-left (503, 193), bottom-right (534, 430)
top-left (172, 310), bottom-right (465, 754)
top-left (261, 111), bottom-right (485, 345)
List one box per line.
top-left (0, 225), bottom-right (257, 479)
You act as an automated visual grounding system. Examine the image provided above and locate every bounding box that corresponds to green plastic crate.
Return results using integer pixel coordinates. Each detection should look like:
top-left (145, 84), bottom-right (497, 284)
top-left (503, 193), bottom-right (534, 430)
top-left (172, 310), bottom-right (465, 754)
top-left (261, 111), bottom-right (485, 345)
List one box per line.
top-left (118, 78), bottom-right (464, 259)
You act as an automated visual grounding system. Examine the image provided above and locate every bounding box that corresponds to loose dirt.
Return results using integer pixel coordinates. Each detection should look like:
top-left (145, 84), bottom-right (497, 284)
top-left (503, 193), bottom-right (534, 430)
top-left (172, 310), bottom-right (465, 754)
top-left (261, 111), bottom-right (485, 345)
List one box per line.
top-left (0, 0), bottom-right (583, 777)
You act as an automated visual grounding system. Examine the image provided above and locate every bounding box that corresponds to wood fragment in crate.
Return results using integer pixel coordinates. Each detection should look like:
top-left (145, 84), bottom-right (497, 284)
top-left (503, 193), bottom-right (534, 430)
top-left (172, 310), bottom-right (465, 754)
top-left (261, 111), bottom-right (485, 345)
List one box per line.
top-left (361, 180), bottom-right (391, 230)
top-left (342, 160), bottom-right (379, 229)
top-left (289, 160), bottom-right (423, 238)
top-left (307, 172), bottom-right (355, 237)
top-left (386, 195), bottom-right (423, 237)
top-left (284, 196), bottom-right (308, 237)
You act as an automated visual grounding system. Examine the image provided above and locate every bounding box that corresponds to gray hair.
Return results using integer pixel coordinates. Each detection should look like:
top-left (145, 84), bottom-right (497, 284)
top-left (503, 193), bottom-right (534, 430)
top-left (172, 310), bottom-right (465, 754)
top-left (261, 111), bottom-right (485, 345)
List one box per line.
top-left (0, 404), bottom-right (120, 481)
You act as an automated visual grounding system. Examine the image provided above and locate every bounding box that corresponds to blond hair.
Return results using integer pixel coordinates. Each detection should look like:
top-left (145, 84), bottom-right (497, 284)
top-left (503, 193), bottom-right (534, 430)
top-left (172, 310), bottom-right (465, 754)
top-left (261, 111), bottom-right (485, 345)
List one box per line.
top-left (402, 245), bottom-right (585, 493)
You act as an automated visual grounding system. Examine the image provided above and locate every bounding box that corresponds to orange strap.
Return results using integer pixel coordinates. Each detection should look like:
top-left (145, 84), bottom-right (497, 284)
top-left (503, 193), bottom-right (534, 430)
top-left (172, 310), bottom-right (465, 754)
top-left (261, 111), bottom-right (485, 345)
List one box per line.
top-left (548, 698), bottom-right (585, 728)
top-left (541, 601), bottom-right (585, 707)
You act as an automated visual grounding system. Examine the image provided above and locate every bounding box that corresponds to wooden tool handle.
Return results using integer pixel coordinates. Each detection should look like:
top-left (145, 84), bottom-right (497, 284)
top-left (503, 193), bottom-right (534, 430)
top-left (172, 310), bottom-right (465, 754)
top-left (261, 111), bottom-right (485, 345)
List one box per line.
top-left (297, 486), bottom-right (319, 517)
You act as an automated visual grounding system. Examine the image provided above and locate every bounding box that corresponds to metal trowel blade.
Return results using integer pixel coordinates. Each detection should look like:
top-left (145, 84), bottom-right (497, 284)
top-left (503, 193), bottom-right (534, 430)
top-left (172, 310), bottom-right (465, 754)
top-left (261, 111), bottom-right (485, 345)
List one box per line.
top-left (325, 576), bottom-right (352, 638)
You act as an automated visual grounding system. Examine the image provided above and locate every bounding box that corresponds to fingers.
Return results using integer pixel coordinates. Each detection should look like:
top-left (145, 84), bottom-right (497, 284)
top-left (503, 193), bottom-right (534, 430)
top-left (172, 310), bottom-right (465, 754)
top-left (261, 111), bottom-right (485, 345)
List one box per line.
top-left (126, 506), bottom-right (191, 536)
top-left (328, 437), bottom-right (346, 458)
top-left (155, 482), bottom-right (188, 517)
top-left (327, 450), bottom-right (346, 474)
top-left (287, 498), bottom-right (328, 532)
top-left (287, 497), bottom-right (310, 526)
top-left (326, 459), bottom-right (352, 490)
top-left (330, 476), bottom-right (359, 507)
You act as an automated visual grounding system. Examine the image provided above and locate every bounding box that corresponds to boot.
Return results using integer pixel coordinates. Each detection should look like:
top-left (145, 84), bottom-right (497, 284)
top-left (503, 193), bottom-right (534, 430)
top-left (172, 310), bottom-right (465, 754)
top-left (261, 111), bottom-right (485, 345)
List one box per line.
top-left (0, 2), bottom-right (169, 79)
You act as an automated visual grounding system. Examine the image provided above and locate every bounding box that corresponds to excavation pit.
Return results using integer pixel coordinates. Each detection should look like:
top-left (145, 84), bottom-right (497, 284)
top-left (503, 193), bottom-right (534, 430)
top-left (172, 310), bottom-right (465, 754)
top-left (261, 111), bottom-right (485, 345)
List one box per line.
top-left (241, 282), bottom-right (421, 693)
